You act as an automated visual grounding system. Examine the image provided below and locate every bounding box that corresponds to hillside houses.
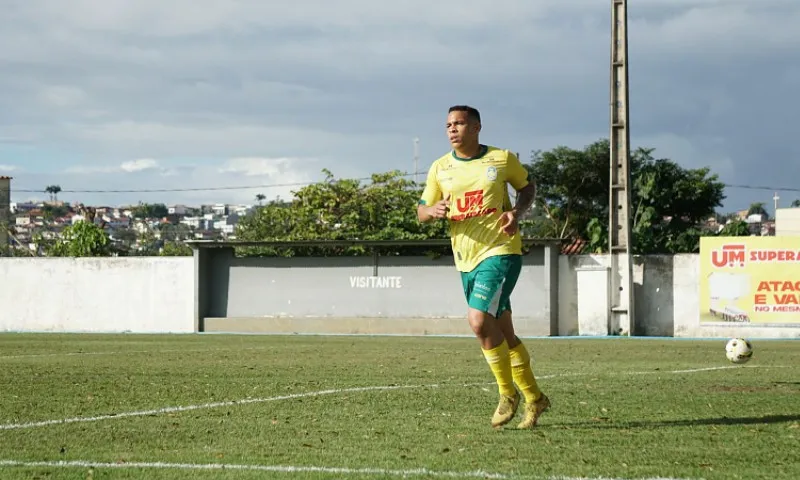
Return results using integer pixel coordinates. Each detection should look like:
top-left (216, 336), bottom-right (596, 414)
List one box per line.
top-left (9, 201), bottom-right (254, 256)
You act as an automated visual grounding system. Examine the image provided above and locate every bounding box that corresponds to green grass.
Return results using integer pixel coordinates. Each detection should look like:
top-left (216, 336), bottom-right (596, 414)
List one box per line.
top-left (0, 333), bottom-right (797, 479)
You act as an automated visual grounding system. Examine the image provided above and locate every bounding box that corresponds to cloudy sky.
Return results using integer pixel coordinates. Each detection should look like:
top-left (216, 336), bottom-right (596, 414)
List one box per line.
top-left (1, 0), bottom-right (798, 213)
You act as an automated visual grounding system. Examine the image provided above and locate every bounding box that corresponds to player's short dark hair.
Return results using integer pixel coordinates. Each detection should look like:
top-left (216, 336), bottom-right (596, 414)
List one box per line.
top-left (448, 105), bottom-right (481, 123)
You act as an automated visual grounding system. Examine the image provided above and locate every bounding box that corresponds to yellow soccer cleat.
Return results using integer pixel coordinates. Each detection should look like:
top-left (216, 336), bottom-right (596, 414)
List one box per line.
top-left (516, 393), bottom-right (550, 429)
top-left (491, 390), bottom-right (520, 428)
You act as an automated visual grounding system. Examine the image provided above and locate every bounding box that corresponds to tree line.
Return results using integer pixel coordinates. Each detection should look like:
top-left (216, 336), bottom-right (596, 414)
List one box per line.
top-left (236, 139), bottom-right (757, 257)
top-left (37, 138), bottom-right (786, 257)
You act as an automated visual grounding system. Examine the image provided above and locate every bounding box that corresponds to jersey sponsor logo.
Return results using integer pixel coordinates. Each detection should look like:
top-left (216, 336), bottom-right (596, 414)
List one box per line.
top-left (451, 189), bottom-right (497, 221)
top-left (456, 190), bottom-right (483, 212)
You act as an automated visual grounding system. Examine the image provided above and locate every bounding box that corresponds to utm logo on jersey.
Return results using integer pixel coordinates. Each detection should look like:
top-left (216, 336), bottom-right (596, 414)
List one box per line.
top-left (456, 190), bottom-right (484, 213)
top-left (451, 189), bottom-right (496, 221)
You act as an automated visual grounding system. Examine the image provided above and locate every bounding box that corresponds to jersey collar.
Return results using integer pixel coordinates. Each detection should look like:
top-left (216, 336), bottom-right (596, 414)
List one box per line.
top-left (451, 144), bottom-right (488, 161)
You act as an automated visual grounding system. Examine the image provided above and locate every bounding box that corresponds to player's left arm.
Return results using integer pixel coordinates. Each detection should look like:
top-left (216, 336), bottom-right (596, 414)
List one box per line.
top-left (506, 151), bottom-right (536, 217)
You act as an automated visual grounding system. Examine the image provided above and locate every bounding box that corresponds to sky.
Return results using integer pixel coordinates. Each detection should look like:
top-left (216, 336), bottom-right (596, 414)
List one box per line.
top-left (1, 0), bottom-right (799, 213)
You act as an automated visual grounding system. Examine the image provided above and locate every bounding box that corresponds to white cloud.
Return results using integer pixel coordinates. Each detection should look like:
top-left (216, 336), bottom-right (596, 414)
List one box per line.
top-left (64, 159), bottom-right (163, 175)
top-left (219, 157), bottom-right (310, 177)
top-left (0, 165), bottom-right (17, 172)
top-left (42, 156), bottom-right (319, 206)
top-left (120, 158), bottom-right (159, 173)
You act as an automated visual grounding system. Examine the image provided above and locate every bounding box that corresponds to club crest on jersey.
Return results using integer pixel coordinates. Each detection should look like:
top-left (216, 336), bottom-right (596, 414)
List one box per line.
top-left (486, 166), bottom-right (497, 181)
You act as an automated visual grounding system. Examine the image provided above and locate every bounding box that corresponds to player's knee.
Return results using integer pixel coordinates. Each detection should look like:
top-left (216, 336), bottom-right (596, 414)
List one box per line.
top-left (467, 308), bottom-right (486, 337)
top-left (467, 308), bottom-right (495, 337)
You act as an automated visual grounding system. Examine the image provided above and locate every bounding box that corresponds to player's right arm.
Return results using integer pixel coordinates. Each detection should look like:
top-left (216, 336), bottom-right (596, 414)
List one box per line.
top-left (417, 162), bottom-right (450, 222)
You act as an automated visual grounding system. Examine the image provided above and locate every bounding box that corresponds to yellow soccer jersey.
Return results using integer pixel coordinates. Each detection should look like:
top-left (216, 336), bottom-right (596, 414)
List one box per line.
top-left (419, 145), bottom-right (531, 272)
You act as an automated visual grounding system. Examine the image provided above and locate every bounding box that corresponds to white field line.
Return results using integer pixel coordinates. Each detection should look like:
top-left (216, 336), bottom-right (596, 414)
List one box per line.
top-left (0, 364), bottom-right (788, 432)
top-left (0, 459), bottom-right (700, 480)
top-left (625, 365), bottom-right (737, 375)
top-left (0, 383), bottom-right (480, 431)
top-left (0, 459), bottom-right (509, 479)
top-left (0, 346), bottom-right (271, 360)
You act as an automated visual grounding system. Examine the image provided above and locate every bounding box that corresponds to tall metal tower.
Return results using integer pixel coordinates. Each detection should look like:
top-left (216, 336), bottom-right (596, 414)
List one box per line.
top-left (609, 0), bottom-right (635, 335)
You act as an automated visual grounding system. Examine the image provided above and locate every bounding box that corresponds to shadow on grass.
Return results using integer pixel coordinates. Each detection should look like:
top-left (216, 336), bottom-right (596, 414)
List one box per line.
top-left (541, 414), bottom-right (800, 430)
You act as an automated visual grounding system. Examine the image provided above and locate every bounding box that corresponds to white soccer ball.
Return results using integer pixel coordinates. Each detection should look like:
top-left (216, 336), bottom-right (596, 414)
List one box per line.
top-left (725, 337), bottom-right (753, 364)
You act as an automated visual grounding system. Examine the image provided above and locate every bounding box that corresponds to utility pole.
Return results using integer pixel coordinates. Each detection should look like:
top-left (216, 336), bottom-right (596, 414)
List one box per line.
top-left (609, 0), bottom-right (634, 335)
top-left (413, 137), bottom-right (420, 184)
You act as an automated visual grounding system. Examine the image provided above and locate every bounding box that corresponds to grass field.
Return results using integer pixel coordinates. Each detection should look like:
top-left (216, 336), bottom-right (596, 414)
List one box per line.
top-left (0, 333), bottom-right (797, 480)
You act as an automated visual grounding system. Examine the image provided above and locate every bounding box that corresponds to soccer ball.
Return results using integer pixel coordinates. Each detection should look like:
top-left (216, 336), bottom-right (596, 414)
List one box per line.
top-left (725, 337), bottom-right (753, 364)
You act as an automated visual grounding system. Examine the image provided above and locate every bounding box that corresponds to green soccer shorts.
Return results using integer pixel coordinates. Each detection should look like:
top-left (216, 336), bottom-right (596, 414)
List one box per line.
top-left (460, 254), bottom-right (523, 318)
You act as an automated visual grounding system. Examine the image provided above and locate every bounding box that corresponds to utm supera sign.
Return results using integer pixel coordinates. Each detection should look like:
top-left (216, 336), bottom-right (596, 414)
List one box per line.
top-left (450, 189), bottom-right (497, 221)
top-left (710, 243), bottom-right (800, 268)
top-left (699, 236), bottom-right (800, 325)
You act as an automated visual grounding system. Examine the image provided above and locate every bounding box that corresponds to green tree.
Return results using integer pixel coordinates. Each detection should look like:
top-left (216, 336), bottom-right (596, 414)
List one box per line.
top-left (526, 143), bottom-right (608, 240)
top-left (45, 185), bottom-right (62, 202)
top-left (527, 139), bottom-right (727, 254)
top-left (747, 202), bottom-right (769, 220)
top-left (131, 202), bottom-right (169, 219)
top-left (718, 219), bottom-right (751, 236)
top-left (160, 240), bottom-right (193, 256)
top-left (41, 204), bottom-right (68, 221)
top-left (158, 222), bottom-right (193, 242)
top-left (43, 220), bottom-right (111, 257)
top-left (235, 169), bottom-right (449, 256)
top-left (792, 199), bottom-right (800, 208)
top-left (131, 227), bottom-right (161, 256)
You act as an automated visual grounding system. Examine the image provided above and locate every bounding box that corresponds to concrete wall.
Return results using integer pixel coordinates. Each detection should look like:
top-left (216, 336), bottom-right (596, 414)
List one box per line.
top-left (199, 246), bottom-right (558, 336)
top-left (1, 252), bottom-right (798, 338)
top-left (775, 208), bottom-right (800, 236)
top-left (0, 257), bottom-right (195, 333)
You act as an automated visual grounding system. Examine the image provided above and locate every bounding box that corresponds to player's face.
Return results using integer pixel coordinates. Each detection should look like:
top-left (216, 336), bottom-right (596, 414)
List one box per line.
top-left (446, 111), bottom-right (479, 148)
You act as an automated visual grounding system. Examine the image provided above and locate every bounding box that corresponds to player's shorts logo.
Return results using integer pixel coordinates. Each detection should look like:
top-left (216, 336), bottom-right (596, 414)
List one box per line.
top-left (486, 166), bottom-right (497, 180)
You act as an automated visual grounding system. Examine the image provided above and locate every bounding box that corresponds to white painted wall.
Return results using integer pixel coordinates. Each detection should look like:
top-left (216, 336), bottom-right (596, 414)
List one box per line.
top-left (775, 208), bottom-right (800, 236)
top-left (0, 254), bottom-right (797, 338)
top-left (0, 257), bottom-right (195, 333)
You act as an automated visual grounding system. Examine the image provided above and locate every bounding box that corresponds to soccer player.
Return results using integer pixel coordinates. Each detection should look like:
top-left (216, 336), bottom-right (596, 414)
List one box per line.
top-left (417, 105), bottom-right (550, 429)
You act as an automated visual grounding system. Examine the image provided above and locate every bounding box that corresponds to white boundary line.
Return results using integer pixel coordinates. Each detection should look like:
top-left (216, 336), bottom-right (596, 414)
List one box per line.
top-left (0, 383), bottom-right (480, 431)
top-left (0, 346), bottom-right (271, 360)
top-left (0, 365), bottom-right (789, 432)
top-left (0, 459), bottom-right (698, 480)
top-left (0, 459), bottom-right (509, 479)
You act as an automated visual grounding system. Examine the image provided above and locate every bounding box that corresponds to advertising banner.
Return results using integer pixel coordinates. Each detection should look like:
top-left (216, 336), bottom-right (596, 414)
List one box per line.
top-left (699, 236), bottom-right (800, 325)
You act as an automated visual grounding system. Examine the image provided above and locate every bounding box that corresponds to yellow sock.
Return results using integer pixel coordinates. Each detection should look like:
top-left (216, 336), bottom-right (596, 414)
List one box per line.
top-left (509, 342), bottom-right (542, 403)
top-left (481, 339), bottom-right (516, 397)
